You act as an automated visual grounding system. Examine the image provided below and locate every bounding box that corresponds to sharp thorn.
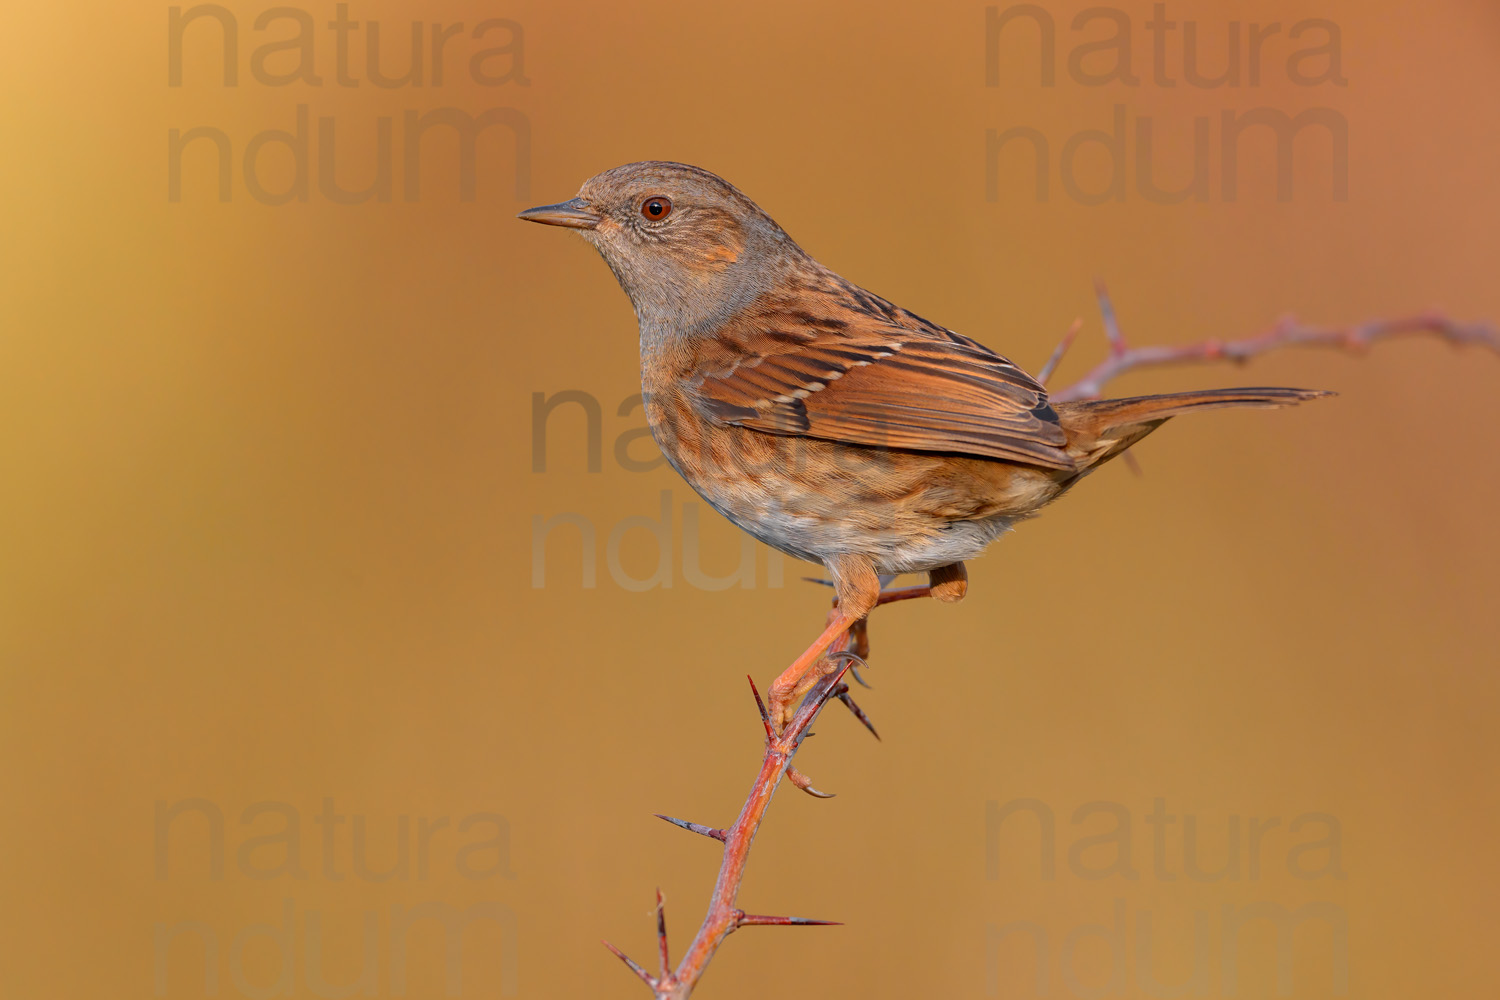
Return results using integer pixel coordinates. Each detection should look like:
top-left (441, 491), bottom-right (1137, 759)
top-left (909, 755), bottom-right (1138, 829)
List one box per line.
top-left (1038, 317), bottom-right (1084, 385)
top-left (655, 889), bottom-right (669, 979)
top-left (1094, 278), bottom-right (1127, 355)
top-left (787, 765), bottom-right (836, 799)
top-left (654, 813), bottom-right (727, 842)
top-left (847, 661), bottom-right (871, 688)
top-left (812, 652), bottom-right (864, 709)
top-left (836, 690), bottom-right (881, 740)
top-left (801, 576), bottom-right (835, 589)
top-left (736, 910), bottom-right (843, 927)
top-left (747, 675), bottom-right (773, 739)
top-left (1122, 450), bottom-right (1144, 478)
top-left (602, 939), bottom-right (657, 989)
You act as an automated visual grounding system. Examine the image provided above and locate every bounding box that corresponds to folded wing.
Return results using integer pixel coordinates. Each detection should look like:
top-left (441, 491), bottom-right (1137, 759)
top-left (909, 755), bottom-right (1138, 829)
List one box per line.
top-left (694, 316), bottom-right (1075, 470)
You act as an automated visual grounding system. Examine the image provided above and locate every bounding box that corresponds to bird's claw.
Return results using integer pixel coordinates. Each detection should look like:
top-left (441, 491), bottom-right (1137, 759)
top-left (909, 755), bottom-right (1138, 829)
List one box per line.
top-left (787, 765), bottom-right (835, 798)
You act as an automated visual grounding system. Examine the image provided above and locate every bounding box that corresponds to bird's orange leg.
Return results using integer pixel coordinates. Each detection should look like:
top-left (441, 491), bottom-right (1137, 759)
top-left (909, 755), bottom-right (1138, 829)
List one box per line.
top-left (929, 561), bottom-right (968, 603)
top-left (874, 585), bottom-right (930, 605)
top-left (869, 562), bottom-right (966, 607)
top-left (769, 560), bottom-right (968, 730)
top-left (768, 610), bottom-right (861, 731)
top-left (769, 554), bottom-right (882, 731)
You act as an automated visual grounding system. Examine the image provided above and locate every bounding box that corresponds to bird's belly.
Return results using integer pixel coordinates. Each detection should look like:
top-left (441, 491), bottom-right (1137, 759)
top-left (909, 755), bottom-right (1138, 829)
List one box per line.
top-left (697, 465), bottom-right (1025, 573)
top-left (695, 477), bottom-right (1021, 573)
top-left (646, 394), bottom-right (1061, 572)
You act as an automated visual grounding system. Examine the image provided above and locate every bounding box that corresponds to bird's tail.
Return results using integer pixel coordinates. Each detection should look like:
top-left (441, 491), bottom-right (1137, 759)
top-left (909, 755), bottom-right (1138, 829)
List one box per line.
top-left (1053, 386), bottom-right (1333, 471)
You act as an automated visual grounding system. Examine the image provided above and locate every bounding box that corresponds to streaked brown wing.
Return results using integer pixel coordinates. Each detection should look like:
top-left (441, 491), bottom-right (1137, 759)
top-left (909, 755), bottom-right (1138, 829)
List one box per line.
top-left (694, 319), bottom-right (1074, 470)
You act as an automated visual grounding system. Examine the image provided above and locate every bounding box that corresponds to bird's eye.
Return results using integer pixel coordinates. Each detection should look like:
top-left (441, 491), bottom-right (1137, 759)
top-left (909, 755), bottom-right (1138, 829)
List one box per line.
top-left (640, 196), bottom-right (672, 221)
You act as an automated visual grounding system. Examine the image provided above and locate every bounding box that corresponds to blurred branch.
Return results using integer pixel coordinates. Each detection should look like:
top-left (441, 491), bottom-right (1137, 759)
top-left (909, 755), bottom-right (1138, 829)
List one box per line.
top-left (1046, 281), bottom-right (1500, 402)
top-left (605, 586), bottom-right (924, 999)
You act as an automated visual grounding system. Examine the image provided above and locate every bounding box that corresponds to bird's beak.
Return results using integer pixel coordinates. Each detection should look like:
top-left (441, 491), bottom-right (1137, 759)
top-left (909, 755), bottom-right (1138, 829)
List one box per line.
top-left (516, 197), bottom-right (600, 230)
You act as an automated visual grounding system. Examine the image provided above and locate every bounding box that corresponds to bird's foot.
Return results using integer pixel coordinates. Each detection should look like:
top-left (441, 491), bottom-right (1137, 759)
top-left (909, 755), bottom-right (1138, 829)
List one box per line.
top-left (766, 607), bottom-right (860, 732)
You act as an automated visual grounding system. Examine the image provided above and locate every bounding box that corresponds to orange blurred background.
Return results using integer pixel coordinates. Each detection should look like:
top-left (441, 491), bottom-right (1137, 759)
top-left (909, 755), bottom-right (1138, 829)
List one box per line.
top-left (2, 1), bottom-right (1497, 997)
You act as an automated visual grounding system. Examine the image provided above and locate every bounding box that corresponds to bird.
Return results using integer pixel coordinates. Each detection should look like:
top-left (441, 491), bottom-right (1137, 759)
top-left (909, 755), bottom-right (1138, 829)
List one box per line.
top-left (519, 161), bottom-right (1330, 729)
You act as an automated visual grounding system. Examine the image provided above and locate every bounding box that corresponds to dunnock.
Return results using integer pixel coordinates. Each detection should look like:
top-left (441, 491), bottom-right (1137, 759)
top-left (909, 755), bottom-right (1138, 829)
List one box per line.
top-left (520, 162), bottom-right (1328, 727)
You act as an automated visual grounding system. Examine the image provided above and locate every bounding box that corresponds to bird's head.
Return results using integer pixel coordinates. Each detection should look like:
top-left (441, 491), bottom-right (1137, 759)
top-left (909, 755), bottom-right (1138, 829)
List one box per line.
top-left (519, 162), bottom-right (806, 336)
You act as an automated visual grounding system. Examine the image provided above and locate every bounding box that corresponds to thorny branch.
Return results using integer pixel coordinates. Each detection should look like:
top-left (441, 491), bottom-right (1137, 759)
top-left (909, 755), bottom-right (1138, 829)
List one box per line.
top-left (605, 649), bottom-right (851, 998)
top-left (603, 290), bottom-right (1497, 998)
top-left (1047, 281), bottom-right (1499, 401)
top-left (604, 586), bottom-right (925, 1000)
